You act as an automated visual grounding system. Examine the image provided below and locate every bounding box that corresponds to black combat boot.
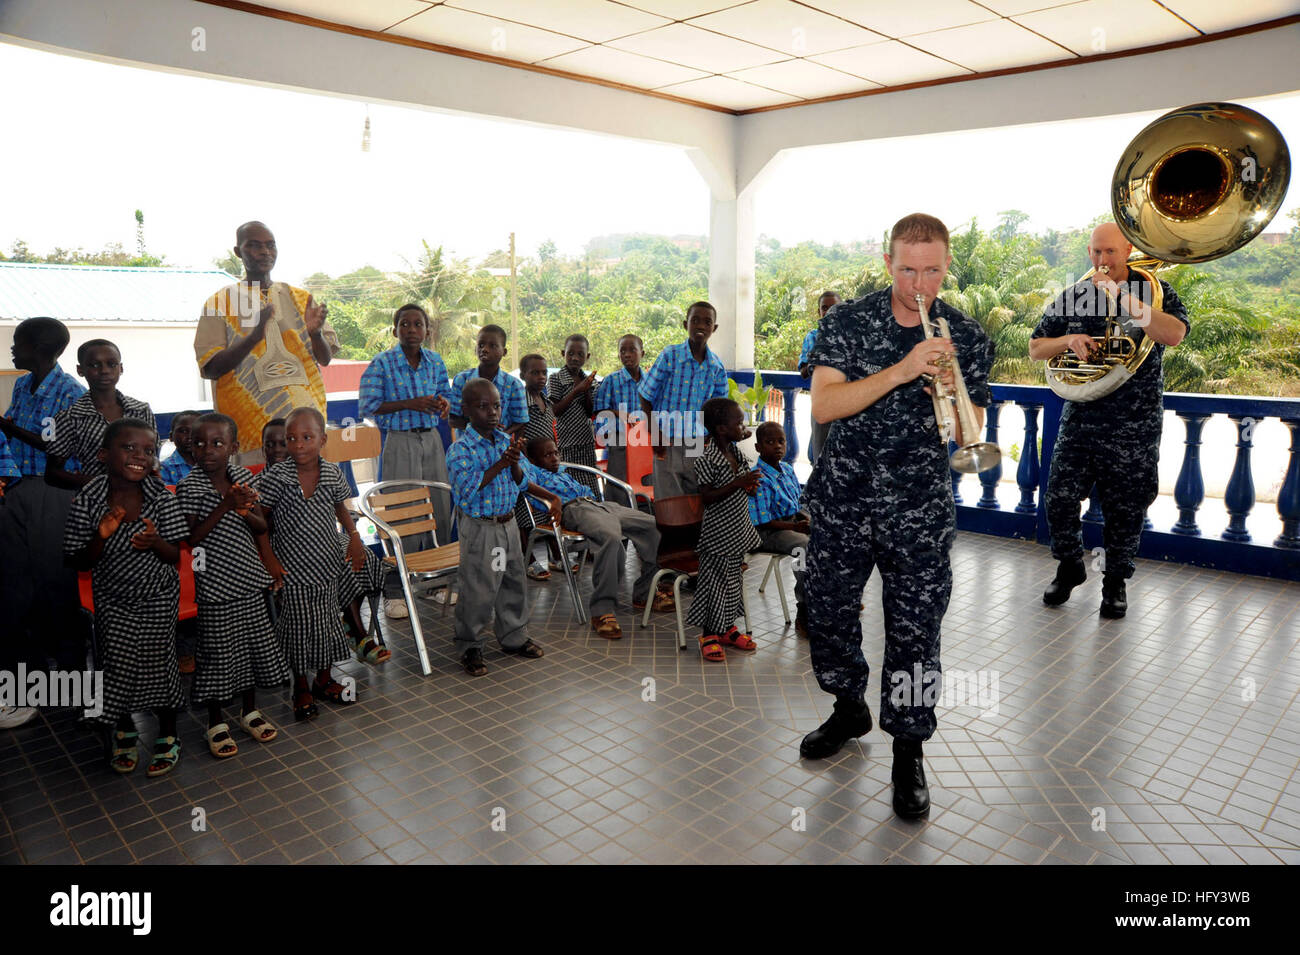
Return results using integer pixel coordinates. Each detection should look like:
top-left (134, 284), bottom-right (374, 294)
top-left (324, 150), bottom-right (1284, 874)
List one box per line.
top-left (892, 737), bottom-right (930, 818)
top-left (799, 696), bottom-right (873, 759)
top-left (1100, 573), bottom-right (1127, 619)
top-left (1042, 557), bottom-right (1087, 606)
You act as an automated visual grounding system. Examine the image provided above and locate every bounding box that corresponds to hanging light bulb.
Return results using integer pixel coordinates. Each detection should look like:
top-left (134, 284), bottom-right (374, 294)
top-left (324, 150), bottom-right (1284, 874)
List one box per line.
top-left (361, 107), bottom-right (371, 153)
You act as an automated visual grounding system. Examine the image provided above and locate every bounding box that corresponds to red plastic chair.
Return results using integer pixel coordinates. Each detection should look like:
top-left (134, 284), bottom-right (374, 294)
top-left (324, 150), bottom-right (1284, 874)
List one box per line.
top-left (77, 543), bottom-right (199, 623)
top-left (625, 418), bottom-right (655, 506)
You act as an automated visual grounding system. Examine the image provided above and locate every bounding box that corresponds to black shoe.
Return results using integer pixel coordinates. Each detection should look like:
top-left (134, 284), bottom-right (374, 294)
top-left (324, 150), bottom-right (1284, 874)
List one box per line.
top-left (891, 738), bottom-right (930, 818)
top-left (1042, 558), bottom-right (1087, 606)
top-left (1100, 574), bottom-right (1127, 618)
top-left (800, 697), bottom-right (873, 759)
top-left (461, 648), bottom-right (488, 677)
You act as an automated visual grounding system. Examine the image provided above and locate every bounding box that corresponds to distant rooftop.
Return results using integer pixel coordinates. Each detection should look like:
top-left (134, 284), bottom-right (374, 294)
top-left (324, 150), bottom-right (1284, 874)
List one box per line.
top-left (0, 262), bottom-right (235, 324)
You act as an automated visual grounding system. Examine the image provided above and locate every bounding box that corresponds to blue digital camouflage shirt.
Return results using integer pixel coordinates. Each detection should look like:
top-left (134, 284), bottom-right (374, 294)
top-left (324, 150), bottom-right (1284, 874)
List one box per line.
top-left (1032, 272), bottom-right (1188, 435)
top-left (804, 288), bottom-right (993, 510)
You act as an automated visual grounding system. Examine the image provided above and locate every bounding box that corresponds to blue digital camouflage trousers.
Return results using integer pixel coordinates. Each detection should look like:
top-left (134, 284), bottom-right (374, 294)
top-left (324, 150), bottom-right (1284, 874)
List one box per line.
top-left (805, 488), bottom-right (954, 742)
top-left (1044, 422), bottom-right (1160, 579)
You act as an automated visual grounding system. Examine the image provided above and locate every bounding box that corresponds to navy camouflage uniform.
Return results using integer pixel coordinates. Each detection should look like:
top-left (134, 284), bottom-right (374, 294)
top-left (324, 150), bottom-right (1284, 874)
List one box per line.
top-left (804, 288), bottom-right (992, 742)
top-left (1033, 274), bottom-right (1188, 579)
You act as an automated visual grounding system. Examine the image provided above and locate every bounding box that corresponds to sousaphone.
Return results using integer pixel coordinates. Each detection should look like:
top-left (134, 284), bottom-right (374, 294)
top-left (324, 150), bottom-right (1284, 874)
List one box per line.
top-left (1046, 102), bottom-right (1291, 401)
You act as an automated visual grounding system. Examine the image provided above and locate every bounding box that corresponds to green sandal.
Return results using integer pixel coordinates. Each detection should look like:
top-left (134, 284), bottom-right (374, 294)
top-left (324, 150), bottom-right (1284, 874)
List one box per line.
top-left (354, 635), bottom-right (391, 665)
top-left (110, 730), bottom-right (139, 774)
top-left (145, 736), bottom-right (181, 778)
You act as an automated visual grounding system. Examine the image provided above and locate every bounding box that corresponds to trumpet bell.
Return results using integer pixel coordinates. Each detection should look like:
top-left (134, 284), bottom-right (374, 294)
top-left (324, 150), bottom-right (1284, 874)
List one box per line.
top-left (1112, 102), bottom-right (1291, 264)
top-left (951, 442), bottom-right (1001, 475)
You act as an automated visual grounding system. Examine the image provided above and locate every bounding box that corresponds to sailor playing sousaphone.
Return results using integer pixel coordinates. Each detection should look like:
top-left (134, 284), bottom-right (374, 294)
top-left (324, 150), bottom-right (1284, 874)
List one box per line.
top-left (1031, 102), bottom-right (1290, 619)
top-left (1030, 223), bottom-right (1189, 618)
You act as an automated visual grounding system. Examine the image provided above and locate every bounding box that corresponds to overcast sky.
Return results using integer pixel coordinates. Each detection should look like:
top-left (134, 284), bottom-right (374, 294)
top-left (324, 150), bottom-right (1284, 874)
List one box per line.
top-left (1, 41), bottom-right (1296, 285)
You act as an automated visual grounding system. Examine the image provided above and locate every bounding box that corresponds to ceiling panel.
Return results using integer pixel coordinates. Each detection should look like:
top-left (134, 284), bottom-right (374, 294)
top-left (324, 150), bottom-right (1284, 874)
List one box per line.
top-left (621, 0), bottom-right (752, 17)
top-left (656, 74), bottom-right (801, 108)
top-left (445, 0), bottom-right (669, 42)
top-left (1017, 0), bottom-right (1198, 55)
top-left (609, 22), bottom-right (788, 71)
top-left (910, 19), bottom-right (1072, 72)
top-left (257, 0), bottom-right (436, 32)
top-left (979, 0), bottom-right (1086, 14)
top-left (727, 58), bottom-right (878, 98)
top-left (810, 40), bottom-right (971, 85)
top-left (1162, 0), bottom-right (1300, 33)
top-left (689, 0), bottom-right (884, 56)
top-left (537, 44), bottom-right (711, 88)
top-left (389, 5), bottom-right (588, 62)
top-left (803, 0), bottom-right (997, 37)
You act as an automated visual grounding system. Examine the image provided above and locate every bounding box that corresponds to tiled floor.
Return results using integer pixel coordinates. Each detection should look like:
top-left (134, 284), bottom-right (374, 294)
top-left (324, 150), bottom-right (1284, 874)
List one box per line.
top-left (1, 532), bottom-right (1297, 865)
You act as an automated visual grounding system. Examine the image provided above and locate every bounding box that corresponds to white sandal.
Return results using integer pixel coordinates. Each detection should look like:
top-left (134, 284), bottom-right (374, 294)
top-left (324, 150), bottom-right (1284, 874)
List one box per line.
top-left (205, 722), bottom-right (238, 759)
top-left (238, 710), bottom-right (278, 743)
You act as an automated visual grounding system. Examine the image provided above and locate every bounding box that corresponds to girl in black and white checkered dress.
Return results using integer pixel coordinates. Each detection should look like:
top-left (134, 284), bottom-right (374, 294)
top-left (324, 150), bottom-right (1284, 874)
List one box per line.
top-left (176, 413), bottom-right (290, 759)
top-left (687, 398), bottom-right (762, 663)
top-left (63, 418), bottom-right (188, 777)
top-left (256, 408), bottom-right (371, 722)
top-left (548, 335), bottom-right (600, 495)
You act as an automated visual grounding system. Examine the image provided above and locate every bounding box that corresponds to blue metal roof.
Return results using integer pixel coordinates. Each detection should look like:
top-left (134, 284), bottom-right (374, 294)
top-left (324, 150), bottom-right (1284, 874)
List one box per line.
top-left (0, 262), bottom-right (237, 323)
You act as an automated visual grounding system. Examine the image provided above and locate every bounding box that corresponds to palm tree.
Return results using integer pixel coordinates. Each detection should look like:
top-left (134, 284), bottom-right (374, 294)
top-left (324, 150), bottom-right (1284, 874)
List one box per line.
top-left (358, 242), bottom-right (488, 358)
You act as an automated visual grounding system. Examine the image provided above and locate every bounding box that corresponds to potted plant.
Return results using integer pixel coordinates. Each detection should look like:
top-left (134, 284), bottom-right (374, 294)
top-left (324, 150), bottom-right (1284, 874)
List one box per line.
top-left (727, 372), bottom-right (774, 428)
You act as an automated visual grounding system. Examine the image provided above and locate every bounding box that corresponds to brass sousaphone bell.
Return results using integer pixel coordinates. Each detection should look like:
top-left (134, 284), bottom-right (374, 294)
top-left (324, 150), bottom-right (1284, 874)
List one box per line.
top-left (1046, 102), bottom-right (1291, 401)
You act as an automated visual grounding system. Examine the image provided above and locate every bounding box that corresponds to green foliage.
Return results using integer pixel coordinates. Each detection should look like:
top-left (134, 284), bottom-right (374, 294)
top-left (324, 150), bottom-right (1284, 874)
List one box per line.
top-left (727, 371), bottom-right (773, 425)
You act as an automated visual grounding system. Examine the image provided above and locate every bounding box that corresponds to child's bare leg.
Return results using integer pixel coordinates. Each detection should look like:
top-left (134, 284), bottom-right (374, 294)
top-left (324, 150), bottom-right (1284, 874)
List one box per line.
top-left (207, 701), bottom-right (224, 728)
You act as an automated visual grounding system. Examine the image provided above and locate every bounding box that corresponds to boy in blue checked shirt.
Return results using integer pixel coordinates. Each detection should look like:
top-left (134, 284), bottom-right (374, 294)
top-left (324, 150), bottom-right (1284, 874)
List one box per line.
top-left (750, 422), bottom-right (811, 636)
top-left (799, 292), bottom-right (842, 464)
top-left (359, 304), bottom-right (455, 619)
top-left (0, 318), bottom-right (87, 720)
top-left (448, 325), bottom-right (528, 438)
top-left (594, 333), bottom-right (644, 506)
top-left (447, 379), bottom-right (547, 677)
top-left (523, 435), bottom-right (671, 640)
top-left (159, 410), bottom-right (200, 485)
top-left (637, 302), bottom-right (727, 497)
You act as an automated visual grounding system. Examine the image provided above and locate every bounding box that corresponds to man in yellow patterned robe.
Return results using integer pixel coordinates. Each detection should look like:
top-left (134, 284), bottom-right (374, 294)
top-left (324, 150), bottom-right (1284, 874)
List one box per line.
top-left (194, 221), bottom-right (340, 459)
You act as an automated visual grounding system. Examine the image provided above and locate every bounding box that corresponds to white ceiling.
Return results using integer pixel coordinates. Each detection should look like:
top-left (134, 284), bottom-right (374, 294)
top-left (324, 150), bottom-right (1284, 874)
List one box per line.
top-left (247, 0), bottom-right (1300, 111)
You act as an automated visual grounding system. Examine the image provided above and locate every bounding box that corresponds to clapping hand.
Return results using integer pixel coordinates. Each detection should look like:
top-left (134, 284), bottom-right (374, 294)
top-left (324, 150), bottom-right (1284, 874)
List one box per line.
top-left (131, 517), bottom-right (161, 551)
top-left (304, 297), bottom-right (328, 334)
top-left (229, 482), bottom-right (259, 515)
top-left (737, 470), bottom-right (762, 497)
top-left (98, 506), bottom-right (127, 540)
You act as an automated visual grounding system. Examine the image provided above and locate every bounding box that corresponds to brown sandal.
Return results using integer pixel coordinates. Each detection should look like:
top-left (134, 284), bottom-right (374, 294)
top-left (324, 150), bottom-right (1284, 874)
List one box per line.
top-left (591, 614), bottom-right (622, 639)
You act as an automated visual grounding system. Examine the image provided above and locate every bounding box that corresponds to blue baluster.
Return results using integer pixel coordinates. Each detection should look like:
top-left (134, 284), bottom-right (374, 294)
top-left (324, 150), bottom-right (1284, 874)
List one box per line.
top-left (1015, 402), bottom-right (1041, 514)
top-left (1222, 414), bottom-right (1257, 542)
top-left (977, 401), bottom-right (1002, 509)
top-left (1172, 413), bottom-right (1208, 536)
top-left (1274, 418), bottom-right (1300, 550)
top-left (949, 440), bottom-right (963, 504)
top-left (782, 387), bottom-right (800, 464)
top-left (1083, 484), bottom-right (1104, 524)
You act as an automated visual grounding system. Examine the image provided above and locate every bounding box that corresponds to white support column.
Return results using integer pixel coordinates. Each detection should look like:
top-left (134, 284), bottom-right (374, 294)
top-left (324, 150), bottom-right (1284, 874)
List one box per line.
top-left (706, 191), bottom-right (756, 371)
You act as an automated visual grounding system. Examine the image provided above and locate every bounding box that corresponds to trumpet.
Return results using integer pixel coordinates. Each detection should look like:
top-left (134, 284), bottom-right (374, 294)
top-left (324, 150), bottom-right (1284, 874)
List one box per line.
top-left (916, 293), bottom-right (1001, 474)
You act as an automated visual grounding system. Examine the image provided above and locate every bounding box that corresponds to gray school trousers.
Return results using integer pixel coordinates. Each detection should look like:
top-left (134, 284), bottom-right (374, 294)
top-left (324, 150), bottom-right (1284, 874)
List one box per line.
top-left (561, 498), bottom-right (660, 617)
top-left (453, 509), bottom-right (530, 655)
top-left (381, 429), bottom-right (452, 598)
top-left (651, 444), bottom-right (698, 498)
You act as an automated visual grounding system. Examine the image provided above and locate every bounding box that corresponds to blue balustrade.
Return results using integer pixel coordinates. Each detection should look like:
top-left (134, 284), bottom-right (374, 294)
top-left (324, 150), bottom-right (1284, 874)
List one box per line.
top-left (1015, 402), bottom-right (1041, 514)
top-left (1172, 413), bottom-right (1208, 536)
top-left (977, 402), bottom-right (1002, 509)
top-left (1223, 414), bottom-right (1257, 542)
top-left (157, 380), bottom-right (1300, 581)
top-left (1277, 418), bottom-right (1300, 550)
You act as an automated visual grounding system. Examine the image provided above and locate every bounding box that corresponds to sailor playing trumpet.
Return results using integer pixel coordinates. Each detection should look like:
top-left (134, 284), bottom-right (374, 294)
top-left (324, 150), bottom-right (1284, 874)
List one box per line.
top-left (799, 213), bottom-right (993, 819)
